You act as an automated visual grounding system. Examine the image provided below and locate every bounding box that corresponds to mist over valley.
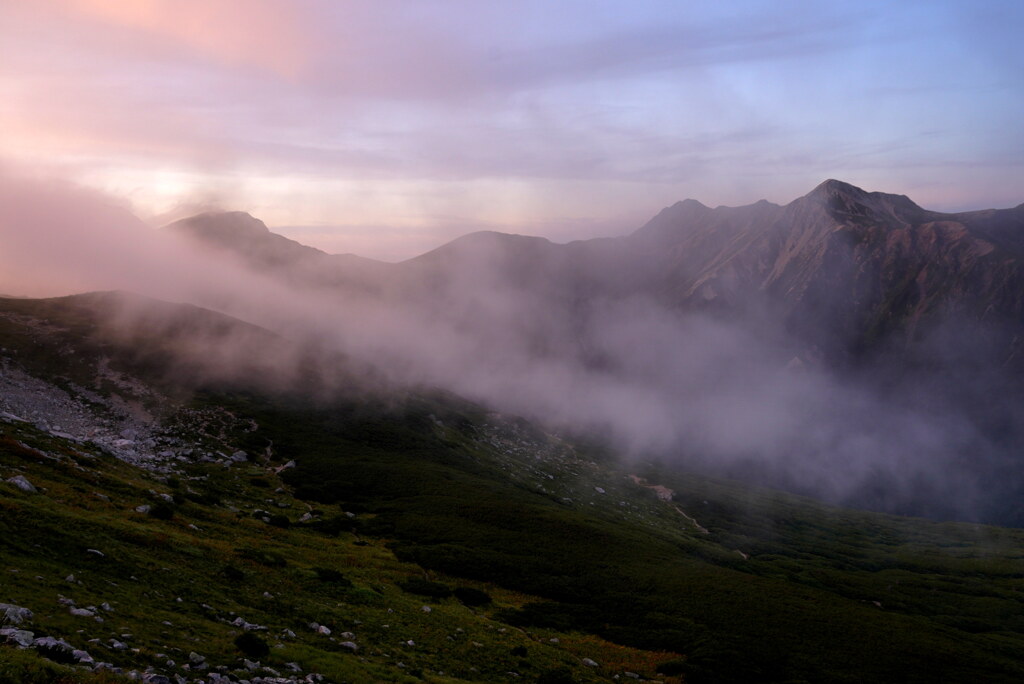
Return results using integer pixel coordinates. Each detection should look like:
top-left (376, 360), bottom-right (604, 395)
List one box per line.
top-left (3, 3), bottom-right (1024, 682)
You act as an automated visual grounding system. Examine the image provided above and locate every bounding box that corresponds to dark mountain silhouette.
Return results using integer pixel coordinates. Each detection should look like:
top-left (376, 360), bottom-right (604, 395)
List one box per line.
top-left (167, 211), bottom-right (392, 292)
top-left (166, 182), bottom-right (1024, 524)
top-left (170, 180), bottom-right (1024, 368)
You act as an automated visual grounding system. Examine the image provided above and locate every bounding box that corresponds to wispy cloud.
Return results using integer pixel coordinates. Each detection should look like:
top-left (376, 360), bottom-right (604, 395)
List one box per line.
top-left (1, 1), bottom-right (1021, 248)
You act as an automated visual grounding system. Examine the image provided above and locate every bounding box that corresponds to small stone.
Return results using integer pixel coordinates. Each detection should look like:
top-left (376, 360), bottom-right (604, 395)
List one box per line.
top-left (86, 548), bottom-right (105, 557)
top-left (135, 505), bottom-right (151, 514)
top-left (339, 641), bottom-right (358, 652)
top-left (582, 658), bottom-right (599, 667)
top-left (421, 605), bottom-right (431, 613)
top-left (70, 607), bottom-right (95, 617)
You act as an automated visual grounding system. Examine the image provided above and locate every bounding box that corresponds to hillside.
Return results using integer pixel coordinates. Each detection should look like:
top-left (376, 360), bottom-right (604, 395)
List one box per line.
top-left (165, 182), bottom-right (1024, 527)
top-left (3, 293), bottom-right (1024, 683)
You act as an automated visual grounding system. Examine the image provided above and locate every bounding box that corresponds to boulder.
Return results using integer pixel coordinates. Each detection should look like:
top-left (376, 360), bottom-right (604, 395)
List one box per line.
top-left (141, 675), bottom-right (171, 684)
top-left (32, 636), bottom-right (77, 664)
top-left (5, 475), bottom-right (37, 493)
top-left (0, 627), bottom-right (34, 647)
top-left (0, 603), bottom-right (33, 625)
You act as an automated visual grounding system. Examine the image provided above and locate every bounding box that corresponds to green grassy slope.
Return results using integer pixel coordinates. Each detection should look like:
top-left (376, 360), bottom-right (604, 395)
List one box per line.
top-left (0, 418), bottom-right (676, 684)
top-left (2, 292), bottom-right (1024, 683)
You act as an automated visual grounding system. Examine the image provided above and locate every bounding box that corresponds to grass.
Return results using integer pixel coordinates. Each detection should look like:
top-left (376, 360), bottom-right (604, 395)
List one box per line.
top-left (0, 417), bottom-right (676, 683)
top-left (3, 292), bottom-right (1024, 682)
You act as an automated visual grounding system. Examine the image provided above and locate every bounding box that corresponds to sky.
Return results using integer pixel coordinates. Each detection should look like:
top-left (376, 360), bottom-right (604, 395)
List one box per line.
top-left (1, 0), bottom-right (1021, 261)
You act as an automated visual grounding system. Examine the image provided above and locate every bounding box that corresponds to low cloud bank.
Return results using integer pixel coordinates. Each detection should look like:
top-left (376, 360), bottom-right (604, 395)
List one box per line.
top-left (1, 170), bottom-right (1018, 523)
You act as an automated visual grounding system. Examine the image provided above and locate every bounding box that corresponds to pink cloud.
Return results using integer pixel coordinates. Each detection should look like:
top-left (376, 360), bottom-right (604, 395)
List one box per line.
top-left (56, 0), bottom-right (312, 78)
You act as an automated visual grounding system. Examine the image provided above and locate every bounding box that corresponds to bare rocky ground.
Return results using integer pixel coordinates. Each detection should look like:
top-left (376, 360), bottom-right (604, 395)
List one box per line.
top-left (0, 361), bottom-right (330, 682)
top-left (0, 357), bottom-right (254, 476)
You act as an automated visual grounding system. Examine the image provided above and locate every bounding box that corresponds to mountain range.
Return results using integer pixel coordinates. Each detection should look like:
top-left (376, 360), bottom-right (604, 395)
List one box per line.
top-left (168, 179), bottom-right (1024, 368)
top-left (3, 179), bottom-right (1024, 683)
top-left (166, 180), bottom-right (1024, 525)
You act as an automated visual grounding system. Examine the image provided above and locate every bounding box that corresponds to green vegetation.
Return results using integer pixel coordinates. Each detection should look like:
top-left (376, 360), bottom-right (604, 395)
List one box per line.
top-left (3, 292), bottom-right (1024, 682)
top-left (0, 417), bottom-right (674, 683)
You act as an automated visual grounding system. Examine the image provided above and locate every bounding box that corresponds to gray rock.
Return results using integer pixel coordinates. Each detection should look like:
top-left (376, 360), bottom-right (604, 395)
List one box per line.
top-left (230, 450), bottom-right (248, 463)
top-left (5, 475), bottom-right (36, 493)
top-left (0, 627), bottom-right (34, 647)
top-left (141, 675), bottom-right (171, 684)
top-left (339, 641), bottom-right (358, 652)
top-left (0, 603), bottom-right (33, 625)
top-left (73, 649), bottom-right (95, 664)
top-left (188, 651), bottom-right (205, 664)
top-left (135, 504), bottom-right (151, 514)
top-left (231, 616), bottom-right (266, 631)
top-left (32, 636), bottom-right (76, 663)
top-left (582, 657), bottom-right (599, 667)
top-left (70, 607), bottom-right (96, 617)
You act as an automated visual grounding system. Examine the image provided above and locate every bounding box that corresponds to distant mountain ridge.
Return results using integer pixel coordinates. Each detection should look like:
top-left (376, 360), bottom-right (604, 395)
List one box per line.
top-left (169, 179), bottom-right (1024, 367)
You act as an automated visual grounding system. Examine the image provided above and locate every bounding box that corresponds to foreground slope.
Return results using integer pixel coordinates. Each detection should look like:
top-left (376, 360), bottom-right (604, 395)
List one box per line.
top-left (2, 293), bottom-right (1024, 683)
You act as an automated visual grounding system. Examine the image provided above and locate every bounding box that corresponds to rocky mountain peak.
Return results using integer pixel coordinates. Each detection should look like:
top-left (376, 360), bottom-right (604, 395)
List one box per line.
top-left (799, 179), bottom-right (924, 225)
top-left (166, 211), bottom-right (272, 240)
